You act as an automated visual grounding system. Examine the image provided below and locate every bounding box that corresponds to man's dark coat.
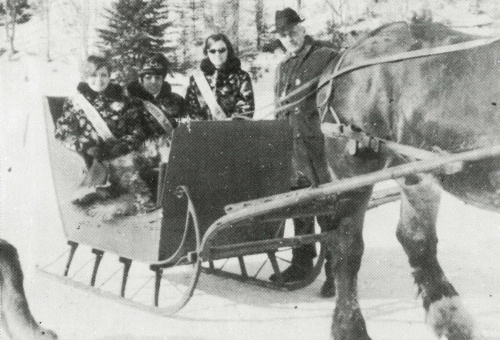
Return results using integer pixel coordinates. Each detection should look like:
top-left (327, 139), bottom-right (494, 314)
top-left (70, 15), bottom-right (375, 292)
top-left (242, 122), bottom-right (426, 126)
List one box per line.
top-left (274, 36), bottom-right (338, 187)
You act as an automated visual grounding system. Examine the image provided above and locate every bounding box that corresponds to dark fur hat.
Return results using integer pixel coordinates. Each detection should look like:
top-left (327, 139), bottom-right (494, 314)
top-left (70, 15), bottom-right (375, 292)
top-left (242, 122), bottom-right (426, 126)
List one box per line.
top-left (139, 53), bottom-right (170, 77)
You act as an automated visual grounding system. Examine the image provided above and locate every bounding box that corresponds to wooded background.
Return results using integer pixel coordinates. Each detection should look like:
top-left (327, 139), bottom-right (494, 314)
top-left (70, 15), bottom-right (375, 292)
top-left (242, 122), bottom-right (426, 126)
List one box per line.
top-left (2, 0), bottom-right (500, 76)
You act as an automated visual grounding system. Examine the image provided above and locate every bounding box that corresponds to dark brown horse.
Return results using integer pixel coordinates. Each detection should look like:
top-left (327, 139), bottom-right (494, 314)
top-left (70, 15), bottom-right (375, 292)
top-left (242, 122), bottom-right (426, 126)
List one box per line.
top-left (317, 22), bottom-right (500, 339)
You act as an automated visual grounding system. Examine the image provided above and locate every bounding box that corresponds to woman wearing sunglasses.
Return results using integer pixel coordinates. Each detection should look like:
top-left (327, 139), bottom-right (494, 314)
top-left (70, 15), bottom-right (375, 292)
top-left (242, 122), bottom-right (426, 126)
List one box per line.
top-left (185, 33), bottom-right (255, 120)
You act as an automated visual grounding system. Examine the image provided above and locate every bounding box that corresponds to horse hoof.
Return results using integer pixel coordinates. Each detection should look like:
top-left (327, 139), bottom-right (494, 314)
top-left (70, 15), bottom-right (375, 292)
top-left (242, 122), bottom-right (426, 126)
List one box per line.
top-left (426, 296), bottom-right (479, 340)
top-left (332, 307), bottom-right (372, 340)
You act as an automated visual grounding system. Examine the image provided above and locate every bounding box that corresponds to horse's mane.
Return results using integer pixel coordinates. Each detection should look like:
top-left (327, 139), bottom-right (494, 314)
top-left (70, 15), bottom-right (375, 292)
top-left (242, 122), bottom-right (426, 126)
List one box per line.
top-left (339, 21), bottom-right (481, 70)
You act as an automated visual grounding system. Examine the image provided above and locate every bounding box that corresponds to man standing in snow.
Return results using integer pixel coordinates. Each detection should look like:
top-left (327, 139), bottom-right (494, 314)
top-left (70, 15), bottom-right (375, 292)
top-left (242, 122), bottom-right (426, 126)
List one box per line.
top-left (271, 8), bottom-right (338, 297)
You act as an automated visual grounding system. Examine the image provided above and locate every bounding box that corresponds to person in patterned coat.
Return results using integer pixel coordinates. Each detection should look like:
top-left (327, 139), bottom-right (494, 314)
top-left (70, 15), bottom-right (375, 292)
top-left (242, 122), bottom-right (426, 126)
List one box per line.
top-left (185, 33), bottom-right (255, 120)
top-left (55, 55), bottom-right (157, 220)
top-left (127, 53), bottom-right (187, 130)
top-left (126, 53), bottom-right (187, 197)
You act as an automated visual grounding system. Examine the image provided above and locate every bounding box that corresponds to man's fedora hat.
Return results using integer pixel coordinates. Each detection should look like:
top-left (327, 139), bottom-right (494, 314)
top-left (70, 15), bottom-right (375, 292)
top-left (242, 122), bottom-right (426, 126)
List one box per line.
top-left (273, 8), bottom-right (304, 33)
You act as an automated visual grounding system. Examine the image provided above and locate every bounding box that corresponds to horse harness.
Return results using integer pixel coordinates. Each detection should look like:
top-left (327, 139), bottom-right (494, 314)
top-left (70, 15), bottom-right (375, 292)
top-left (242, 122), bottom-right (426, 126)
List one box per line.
top-left (316, 36), bottom-right (500, 174)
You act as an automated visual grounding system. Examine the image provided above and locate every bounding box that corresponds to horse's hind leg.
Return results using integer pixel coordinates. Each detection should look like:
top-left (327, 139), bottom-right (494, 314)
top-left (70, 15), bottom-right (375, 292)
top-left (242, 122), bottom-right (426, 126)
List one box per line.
top-left (396, 174), bottom-right (478, 340)
top-left (327, 188), bottom-right (373, 340)
top-left (0, 240), bottom-right (58, 339)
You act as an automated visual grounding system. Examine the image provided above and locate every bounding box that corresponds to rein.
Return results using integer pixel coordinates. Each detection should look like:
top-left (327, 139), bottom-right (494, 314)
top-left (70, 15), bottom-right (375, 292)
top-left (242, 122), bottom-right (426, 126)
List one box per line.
top-left (321, 36), bottom-right (500, 86)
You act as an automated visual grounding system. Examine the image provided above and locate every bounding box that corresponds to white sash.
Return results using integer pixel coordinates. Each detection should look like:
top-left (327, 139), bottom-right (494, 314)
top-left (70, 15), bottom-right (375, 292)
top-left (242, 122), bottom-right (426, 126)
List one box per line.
top-left (193, 71), bottom-right (227, 120)
top-left (142, 100), bottom-right (173, 133)
top-left (73, 93), bottom-right (116, 141)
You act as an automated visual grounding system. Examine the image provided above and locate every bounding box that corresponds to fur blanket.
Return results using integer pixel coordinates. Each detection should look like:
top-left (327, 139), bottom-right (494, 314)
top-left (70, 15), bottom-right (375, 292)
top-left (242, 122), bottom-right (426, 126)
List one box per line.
top-left (73, 136), bottom-right (170, 221)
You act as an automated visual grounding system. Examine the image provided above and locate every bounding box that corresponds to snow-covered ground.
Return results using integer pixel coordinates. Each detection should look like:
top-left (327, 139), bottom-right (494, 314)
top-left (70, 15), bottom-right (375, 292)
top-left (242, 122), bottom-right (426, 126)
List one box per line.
top-left (2, 3), bottom-right (500, 338)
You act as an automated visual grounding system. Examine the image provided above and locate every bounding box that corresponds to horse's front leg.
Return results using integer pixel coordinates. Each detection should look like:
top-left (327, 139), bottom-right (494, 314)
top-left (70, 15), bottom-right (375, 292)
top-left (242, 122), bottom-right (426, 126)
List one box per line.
top-left (327, 188), bottom-right (373, 340)
top-left (397, 174), bottom-right (478, 340)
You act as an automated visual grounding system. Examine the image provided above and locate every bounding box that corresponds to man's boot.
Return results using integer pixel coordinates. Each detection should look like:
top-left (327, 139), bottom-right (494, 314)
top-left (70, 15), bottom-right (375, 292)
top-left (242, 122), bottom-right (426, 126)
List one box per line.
top-left (270, 216), bottom-right (316, 282)
top-left (269, 255), bottom-right (314, 283)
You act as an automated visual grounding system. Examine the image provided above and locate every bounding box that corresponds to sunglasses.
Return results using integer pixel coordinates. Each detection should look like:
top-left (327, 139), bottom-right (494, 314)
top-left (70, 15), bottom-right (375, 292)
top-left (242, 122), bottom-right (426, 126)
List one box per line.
top-left (208, 48), bottom-right (227, 54)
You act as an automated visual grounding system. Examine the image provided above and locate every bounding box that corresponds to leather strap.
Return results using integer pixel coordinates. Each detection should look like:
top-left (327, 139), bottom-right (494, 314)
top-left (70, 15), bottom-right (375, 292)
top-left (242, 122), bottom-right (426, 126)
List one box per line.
top-left (193, 71), bottom-right (227, 120)
top-left (322, 122), bottom-right (442, 160)
top-left (142, 100), bottom-right (173, 133)
top-left (73, 93), bottom-right (116, 141)
top-left (319, 36), bottom-right (500, 87)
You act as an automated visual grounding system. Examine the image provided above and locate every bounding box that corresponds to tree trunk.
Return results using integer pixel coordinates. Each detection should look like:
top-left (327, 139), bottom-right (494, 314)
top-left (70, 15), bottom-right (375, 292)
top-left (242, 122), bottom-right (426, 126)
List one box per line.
top-left (190, 0), bottom-right (197, 43)
top-left (80, 0), bottom-right (90, 62)
top-left (5, 0), bottom-right (18, 56)
top-left (179, 9), bottom-right (188, 65)
top-left (255, 0), bottom-right (264, 50)
top-left (45, 0), bottom-right (51, 61)
top-left (226, 0), bottom-right (239, 53)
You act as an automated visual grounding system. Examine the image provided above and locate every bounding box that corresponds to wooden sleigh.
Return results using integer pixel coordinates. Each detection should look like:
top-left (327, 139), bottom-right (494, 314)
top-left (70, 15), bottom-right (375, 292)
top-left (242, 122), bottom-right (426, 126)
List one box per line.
top-left (39, 96), bottom-right (402, 315)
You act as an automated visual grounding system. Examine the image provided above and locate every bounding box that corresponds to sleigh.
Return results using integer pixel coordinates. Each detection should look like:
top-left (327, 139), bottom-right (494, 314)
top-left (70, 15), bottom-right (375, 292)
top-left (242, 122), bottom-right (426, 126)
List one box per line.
top-left (37, 95), bottom-right (402, 314)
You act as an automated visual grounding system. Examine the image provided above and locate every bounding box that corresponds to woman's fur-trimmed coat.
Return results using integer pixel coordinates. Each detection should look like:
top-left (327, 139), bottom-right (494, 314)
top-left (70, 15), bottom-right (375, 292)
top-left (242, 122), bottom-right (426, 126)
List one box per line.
top-left (185, 58), bottom-right (255, 120)
top-left (126, 80), bottom-right (187, 130)
top-left (55, 82), bottom-right (149, 164)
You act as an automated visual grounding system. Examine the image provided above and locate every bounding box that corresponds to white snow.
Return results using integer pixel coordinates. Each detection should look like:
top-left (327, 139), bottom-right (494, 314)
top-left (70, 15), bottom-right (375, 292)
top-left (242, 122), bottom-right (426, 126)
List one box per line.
top-left (2, 1), bottom-right (500, 339)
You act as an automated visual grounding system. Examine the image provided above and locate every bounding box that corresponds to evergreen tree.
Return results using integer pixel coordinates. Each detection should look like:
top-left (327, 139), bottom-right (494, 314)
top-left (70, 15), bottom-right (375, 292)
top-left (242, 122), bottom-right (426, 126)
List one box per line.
top-left (174, 0), bottom-right (205, 71)
top-left (0, 0), bottom-right (32, 24)
top-left (97, 0), bottom-right (173, 84)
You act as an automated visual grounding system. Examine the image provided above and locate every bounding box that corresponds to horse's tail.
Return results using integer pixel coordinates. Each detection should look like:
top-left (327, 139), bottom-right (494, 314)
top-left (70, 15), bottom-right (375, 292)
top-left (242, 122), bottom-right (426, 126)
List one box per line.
top-left (0, 240), bottom-right (58, 339)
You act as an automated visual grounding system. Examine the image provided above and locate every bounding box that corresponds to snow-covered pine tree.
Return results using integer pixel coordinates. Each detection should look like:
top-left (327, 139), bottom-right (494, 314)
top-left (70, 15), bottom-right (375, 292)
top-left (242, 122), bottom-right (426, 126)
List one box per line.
top-left (97, 0), bottom-right (173, 84)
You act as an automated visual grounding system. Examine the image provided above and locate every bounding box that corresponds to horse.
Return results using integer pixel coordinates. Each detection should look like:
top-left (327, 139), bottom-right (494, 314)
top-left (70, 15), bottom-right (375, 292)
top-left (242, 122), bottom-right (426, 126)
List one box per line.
top-left (0, 239), bottom-right (58, 339)
top-left (316, 22), bottom-right (500, 340)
